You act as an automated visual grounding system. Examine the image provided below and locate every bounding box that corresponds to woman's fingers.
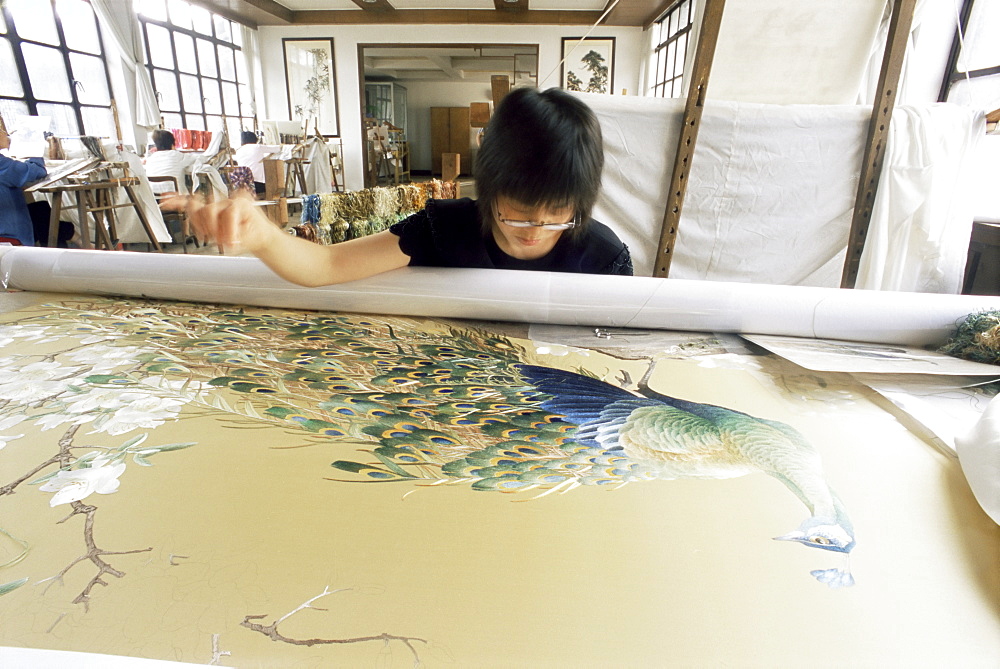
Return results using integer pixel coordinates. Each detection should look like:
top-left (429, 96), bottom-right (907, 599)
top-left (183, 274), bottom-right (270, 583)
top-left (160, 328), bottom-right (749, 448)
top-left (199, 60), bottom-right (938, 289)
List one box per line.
top-left (161, 195), bottom-right (266, 254)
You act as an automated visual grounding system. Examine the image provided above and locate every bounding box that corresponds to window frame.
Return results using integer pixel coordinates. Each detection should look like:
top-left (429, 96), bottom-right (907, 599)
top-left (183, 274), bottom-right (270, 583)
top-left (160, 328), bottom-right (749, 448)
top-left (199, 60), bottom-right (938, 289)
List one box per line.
top-left (138, 1), bottom-right (254, 135)
top-left (647, 0), bottom-right (695, 99)
top-left (0, 0), bottom-right (116, 138)
top-left (938, 0), bottom-right (1000, 106)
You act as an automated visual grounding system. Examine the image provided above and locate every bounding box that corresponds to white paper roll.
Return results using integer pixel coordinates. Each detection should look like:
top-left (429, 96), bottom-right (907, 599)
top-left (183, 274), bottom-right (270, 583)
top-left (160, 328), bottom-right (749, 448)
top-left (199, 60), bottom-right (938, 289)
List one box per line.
top-left (2, 246), bottom-right (998, 347)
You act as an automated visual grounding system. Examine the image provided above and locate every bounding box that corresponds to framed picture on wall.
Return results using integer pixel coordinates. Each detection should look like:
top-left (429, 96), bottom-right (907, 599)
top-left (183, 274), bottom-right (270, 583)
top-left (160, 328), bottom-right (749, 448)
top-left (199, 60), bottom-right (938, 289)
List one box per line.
top-left (282, 38), bottom-right (340, 137)
top-left (560, 37), bottom-right (616, 94)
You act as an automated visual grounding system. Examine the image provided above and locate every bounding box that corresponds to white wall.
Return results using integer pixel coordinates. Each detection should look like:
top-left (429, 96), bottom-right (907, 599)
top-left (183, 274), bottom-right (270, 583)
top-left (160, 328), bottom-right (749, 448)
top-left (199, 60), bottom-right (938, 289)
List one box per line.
top-left (258, 23), bottom-right (645, 191)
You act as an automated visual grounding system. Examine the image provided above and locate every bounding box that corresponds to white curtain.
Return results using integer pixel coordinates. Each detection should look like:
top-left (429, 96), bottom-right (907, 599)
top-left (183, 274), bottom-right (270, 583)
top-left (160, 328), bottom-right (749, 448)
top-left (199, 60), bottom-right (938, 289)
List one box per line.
top-left (856, 105), bottom-right (984, 292)
top-left (92, 0), bottom-right (161, 128)
top-left (240, 25), bottom-right (263, 122)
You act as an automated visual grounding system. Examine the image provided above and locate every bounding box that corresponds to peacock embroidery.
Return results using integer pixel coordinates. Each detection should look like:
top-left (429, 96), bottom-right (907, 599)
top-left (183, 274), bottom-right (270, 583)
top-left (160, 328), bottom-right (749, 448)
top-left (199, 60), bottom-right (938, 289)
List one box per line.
top-left (0, 299), bottom-right (855, 601)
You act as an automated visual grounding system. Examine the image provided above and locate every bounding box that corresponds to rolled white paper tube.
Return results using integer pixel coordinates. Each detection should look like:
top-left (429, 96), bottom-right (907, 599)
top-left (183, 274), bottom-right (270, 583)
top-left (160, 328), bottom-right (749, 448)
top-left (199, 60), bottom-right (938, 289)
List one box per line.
top-left (1, 247), bottom-right (998, 347)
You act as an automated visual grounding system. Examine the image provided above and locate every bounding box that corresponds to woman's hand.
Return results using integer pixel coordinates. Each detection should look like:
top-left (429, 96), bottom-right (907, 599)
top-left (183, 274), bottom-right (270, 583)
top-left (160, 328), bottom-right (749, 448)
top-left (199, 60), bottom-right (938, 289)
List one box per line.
top-left (162, 193), bottom-right (278, 255)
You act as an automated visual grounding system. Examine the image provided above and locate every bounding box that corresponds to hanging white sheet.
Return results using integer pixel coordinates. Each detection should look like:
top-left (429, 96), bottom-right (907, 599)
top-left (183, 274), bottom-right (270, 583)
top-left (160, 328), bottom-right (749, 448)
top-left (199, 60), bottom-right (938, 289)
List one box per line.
top-left (585, 93), bottom-right (983, 292)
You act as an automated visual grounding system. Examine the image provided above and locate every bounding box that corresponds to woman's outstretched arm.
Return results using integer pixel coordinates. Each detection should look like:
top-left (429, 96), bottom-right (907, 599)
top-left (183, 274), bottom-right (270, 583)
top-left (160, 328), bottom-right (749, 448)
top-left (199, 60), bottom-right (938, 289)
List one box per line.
top-left (173, 195), bottom-right (410, 287)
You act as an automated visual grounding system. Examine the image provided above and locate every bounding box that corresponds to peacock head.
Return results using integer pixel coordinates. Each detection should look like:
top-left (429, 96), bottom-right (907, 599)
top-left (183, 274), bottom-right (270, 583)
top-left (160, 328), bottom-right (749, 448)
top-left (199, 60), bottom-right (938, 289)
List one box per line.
top-left (773, 518), bottom-right (856, 554)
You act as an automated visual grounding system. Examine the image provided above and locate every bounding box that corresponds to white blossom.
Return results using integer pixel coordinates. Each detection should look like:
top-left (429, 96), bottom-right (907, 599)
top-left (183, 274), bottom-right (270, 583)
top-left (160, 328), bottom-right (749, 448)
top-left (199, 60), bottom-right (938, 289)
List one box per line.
top-left (138, 375), bottom-right (211, 398)
top-left (0, 324), bottom-right (55, 346)
top-left (0, 415), bottom-right (25, 431)
top-left (0, 434), bottom-right (23, 450)
top-left (0, 360), bottom-right (81, 402)
top-left (64, 344), bottom-right (147, 373)
top-left (39, 460), bottom-right (127, 506)
top-left (91, 394), bottom-right (185, 436)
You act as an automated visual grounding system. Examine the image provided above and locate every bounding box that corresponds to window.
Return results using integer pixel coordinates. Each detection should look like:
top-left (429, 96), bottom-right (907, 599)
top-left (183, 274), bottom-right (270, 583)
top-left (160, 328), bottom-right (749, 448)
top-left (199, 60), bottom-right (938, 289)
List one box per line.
top-left (939, 0), bottom-right (1000, 111)
top-left (137, 0), bottom-right (254, 140)
top-left (0, 0), bottom-right (115, 139)
top-left (647, 0), bottom-right (695, 98)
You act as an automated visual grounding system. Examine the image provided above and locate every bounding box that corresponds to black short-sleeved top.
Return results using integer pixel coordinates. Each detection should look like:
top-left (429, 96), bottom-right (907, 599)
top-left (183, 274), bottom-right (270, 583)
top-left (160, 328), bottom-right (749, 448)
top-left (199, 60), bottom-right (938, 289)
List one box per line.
top-left (388, 198), bottom-right (633, 276)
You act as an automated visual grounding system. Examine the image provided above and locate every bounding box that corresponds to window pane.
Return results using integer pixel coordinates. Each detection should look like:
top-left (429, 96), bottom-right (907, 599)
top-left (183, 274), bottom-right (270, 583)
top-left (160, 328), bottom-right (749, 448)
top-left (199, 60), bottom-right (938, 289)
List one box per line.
top-left (232, 24), bottom-right (243, 47)
top-left (37, 102), bottom-right (79, 135)
top-left (0, 39), bottom-right (24, 97)
top-left (191, 5), bottom-right (212, 35)
top-left (179, 73), bottom-right (202, 112)
top-left (175, 32), bottom-right (197, 73)
top-left (184, 113), bottom-right (204, 130)
top-left (153, 68), bottom-right (180, 110)
top-left (238, 83), bottom-right (253, 116)
top-left (81, 105), bottom-right (114, 137)
top-left (137, 0), bottom-right (168, 21)
top-left (221, 81), bottom-right (238, 115)
top-left (196, 38), bottom-right (217, 77)
top-left (161, 111), bottom-right (182, 130)
top-left (235, 52), bottom-right (248, 84)
top-left (56, 0), bottom-right (102, 55)
top-left (8, 0), bottom-right (60, 46)
top-left (70, 53), bottom-right (110, 105)
top-left (167, 0), bottom-right (192, 30)
top-left (217, 45), bottom-right (236, 81)
top-left (675, 34), bottom-right (687, 77)
top-left (146, 24), bottom-right (175, 69)
top-left (0, 9), bottom-right (7, 34)
top-left (960, 0), bottom-right (1000, 72)
top-left (201, 78), bottom-right (221, 114)
top-left (947, 74), bottom-right (1000, 111)
top-left (213, 16), bottom-right (232, 43)
top-left (0, 98), bottom-right (30, 122)
top-left (225, 116), bottom-right (242, 142)
top-left (23, 43), bottom-right (72, 102)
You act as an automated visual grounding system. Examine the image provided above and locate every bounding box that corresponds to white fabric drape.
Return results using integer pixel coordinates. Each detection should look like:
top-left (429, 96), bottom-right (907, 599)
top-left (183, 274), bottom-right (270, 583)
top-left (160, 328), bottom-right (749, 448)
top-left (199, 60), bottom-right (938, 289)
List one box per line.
top-left (584, 92), bottom-right (981, 293)
top-left (91, 0), bottom-right (161, 128)
top-left (240, 25), bottom-right (263, 122)
top-left (302, 137), bottom-right (333, 194)
top-left (856, 105), bottom-right (984, 292)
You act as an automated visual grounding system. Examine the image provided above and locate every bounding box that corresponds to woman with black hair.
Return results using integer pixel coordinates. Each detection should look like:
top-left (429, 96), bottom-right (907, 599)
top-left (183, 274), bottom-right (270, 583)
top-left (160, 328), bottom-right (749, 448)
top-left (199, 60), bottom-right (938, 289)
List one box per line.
top-left (178, 87), bottom-right (632, 286)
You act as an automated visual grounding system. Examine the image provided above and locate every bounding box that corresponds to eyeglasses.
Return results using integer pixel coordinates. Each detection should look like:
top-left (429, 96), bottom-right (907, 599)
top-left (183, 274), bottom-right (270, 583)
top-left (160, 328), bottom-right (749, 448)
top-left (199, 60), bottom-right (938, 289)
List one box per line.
top-left (494, 204), bottom-right (578, 231)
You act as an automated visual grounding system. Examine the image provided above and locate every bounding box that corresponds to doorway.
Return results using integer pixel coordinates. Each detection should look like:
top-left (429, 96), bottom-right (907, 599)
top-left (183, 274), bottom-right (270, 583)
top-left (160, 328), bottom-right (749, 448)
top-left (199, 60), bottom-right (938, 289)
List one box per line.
top-left (358, 43), bottom-right (539, 188)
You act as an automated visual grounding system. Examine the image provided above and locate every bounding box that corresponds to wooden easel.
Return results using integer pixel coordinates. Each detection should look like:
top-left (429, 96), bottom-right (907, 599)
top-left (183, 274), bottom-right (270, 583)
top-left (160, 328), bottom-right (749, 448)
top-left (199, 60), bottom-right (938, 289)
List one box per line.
top-left (29, 162), bottom-right (164, 251)
top-left (652, 0), bottom-right (918, 288)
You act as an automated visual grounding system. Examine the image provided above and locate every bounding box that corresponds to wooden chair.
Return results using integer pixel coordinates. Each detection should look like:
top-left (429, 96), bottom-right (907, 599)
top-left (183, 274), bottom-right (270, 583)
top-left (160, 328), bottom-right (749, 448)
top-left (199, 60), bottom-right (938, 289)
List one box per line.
top-left (148, 175), bottom-right (198, 252)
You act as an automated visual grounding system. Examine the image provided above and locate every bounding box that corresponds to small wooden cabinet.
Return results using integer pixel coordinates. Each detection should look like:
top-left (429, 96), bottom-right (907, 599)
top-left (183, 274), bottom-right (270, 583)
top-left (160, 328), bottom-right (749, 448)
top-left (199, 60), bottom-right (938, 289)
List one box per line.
top-left (430, 107), bottom-right (470, 177)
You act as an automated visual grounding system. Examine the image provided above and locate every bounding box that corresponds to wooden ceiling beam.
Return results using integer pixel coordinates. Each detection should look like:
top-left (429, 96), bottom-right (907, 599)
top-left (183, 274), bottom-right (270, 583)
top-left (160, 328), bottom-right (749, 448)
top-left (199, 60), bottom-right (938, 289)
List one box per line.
top-left (493, 0), bottom-right (530, 12)
top-left (187, 0), bottom-right (292, 27)
top-left (293, 9), bottom-right (604, 25)
top-left (350, 0), bottom-right (397, 11)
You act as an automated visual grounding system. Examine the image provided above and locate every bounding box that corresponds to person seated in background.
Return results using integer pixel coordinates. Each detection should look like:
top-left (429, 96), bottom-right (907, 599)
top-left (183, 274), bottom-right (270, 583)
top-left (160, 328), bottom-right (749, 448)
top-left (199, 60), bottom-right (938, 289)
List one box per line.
top-left (0, 129), bottom-right (47, 246)
top-left (144, 129), bottom-right (199, 195)
top-left (233, 131), bottom-right (279, 197)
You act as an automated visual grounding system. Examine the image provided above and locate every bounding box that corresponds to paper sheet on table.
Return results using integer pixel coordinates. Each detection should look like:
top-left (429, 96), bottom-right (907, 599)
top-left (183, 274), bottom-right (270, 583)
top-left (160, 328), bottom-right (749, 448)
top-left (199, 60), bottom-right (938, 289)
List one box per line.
top-left (955, 394), bottom-right (1000, 524)
top-left (853, 374), bottom-right (1000, 454)
top-left (743, 333), bottom-right (1000, 375)
top-left (6, 115), bottom-right (49, 158)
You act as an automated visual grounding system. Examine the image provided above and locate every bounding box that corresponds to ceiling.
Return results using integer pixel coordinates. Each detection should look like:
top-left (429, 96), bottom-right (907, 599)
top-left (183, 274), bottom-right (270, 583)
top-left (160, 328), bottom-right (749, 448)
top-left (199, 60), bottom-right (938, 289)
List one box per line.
top-left (195, 0), bottom-right (669, 28)
top-left (363, 45), bottom-right (539, 85)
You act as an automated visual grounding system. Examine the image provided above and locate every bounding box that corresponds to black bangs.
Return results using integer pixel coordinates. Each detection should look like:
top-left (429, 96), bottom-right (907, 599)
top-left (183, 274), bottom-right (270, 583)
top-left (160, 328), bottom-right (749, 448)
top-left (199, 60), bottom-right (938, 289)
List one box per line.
top-left (475, 87), bottom-right (604, 236)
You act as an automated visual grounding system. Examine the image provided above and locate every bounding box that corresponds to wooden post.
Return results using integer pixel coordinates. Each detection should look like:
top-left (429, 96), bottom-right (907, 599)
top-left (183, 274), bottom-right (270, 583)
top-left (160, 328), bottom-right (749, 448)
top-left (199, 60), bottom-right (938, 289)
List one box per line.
top-left (470, 102), bottom-right (491, 128)
top-left (840, 0), bottom-right (918, 289)
top-left (491, 75), bottom-right (510, 108)
top-left (442, 153), bottom-right (460, 183)
top-left (652, 0), bottom-right (726, 278)
top-left (262, 158), bottom-right (287, 225)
